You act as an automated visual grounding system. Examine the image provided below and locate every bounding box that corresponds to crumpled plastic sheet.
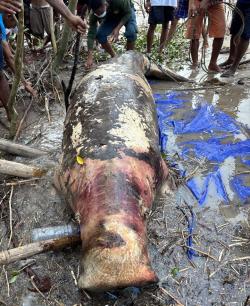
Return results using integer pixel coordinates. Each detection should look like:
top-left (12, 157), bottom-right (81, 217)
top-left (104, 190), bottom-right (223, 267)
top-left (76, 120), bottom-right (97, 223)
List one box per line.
top-left (155, 91), bottom-right (250, 259)
top-left (155, 92), bottom-right (250, 205)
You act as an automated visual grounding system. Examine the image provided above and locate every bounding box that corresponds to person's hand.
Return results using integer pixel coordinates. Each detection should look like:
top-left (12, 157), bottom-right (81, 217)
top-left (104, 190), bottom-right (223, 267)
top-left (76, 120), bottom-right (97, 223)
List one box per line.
top-left (67, 15), bottom-right (86, 33)
top-left (110, 27), bottom-right (120, 43)
top-left (85, 54), bottom-right (94, 70)
top-left (24, 81), bottom-right (37, 97)
top-left (144, 0), bottom-right (151, 13)
top-left (0, 0), bottom-right (21, 14)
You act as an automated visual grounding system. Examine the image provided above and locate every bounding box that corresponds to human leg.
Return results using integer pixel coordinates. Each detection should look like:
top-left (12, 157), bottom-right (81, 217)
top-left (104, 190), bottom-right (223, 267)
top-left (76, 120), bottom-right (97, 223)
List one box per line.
top-left (208, 38), bottom-right (224, 72)
top-left (159, 6), bottom-right (175, 53)
top-left (219, 35), bottom-right (237, 67)
top-left (207, 3), bottom-right (226, 72)
top-left (124, 7), bottom-right (137, 51)
top-left (190, 38), bottom-right (199, 68)
top-left (221, 37), bottom-right (249, 77)
top-left (0, 71), bottom-right (11, 120)
top-left (220, 2), bottom-right (250, 70)
top-left (186, 2), bottom-right (204, 68)
top-left (0, 41), bottom-right (10, 119)
top-left (146, 23), bottom-right (156, 53)
top-left (96, 19), bottom-right (118, 57)
top-left (166, 18), bottom-right (179, 45)
top-left (159, 22), bottom-right (169, 53)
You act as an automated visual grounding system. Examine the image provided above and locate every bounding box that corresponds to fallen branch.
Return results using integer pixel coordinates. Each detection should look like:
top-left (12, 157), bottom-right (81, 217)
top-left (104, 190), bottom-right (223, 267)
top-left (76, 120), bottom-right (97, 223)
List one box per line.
top-left (0, 159), bottom-right (47, 178)
top-left (160, 287), bottom-right (184, 306)
top-left (0, 236), bottom-right (81, 265)
top-left (0, 138), bottom-right (47, 158)
top-left (14, 98), bottom-right (34, 141)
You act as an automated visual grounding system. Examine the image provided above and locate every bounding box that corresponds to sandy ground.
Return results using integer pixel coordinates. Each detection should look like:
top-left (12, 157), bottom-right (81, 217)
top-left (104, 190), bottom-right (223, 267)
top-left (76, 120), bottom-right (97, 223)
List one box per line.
top-left (0, 36), bottom-right (250, 305)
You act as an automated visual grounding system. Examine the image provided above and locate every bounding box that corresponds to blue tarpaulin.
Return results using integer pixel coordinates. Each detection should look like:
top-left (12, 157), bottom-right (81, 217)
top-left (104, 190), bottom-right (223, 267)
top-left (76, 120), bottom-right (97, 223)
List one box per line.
top-left (155, 92), bottom-right (250, 206)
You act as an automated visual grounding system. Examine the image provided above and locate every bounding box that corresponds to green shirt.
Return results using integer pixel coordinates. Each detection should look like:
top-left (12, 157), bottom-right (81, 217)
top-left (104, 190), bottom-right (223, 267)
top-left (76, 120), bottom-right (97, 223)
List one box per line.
top-left (87, 0), bottom-right (133, 49)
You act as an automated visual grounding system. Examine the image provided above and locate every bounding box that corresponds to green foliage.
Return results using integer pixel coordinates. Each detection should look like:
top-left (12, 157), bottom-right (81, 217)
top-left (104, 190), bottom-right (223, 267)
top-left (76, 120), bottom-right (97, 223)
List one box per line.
top-left (171, 267), bottom-right (180, 278)
top-left (90, 23), bottom-right (189, 70)
top-left (135, 25), bottom-right (189, 70)
top-left (9, 270), bottom-right (20, 284)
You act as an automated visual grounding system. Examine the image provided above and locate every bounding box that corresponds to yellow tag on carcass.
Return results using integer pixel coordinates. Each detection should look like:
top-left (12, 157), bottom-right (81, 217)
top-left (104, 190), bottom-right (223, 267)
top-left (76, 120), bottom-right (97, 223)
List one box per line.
top-left (76, 156), bottom-right (85, 165)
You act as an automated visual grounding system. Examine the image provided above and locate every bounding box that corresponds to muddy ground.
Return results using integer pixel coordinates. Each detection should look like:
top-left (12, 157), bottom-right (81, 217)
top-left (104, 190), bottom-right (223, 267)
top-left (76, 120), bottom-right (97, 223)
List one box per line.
top-left (0, 37), bottom-right (250, 305)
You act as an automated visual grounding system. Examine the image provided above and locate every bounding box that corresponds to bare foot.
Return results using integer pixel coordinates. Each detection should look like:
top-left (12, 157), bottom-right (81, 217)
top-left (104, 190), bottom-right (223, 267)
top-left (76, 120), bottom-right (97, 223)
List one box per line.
top-left (221, 67), bottom-right (236, 77)
top-left (219, 58), bottom-right (234, 68)
top-left (190, 62), bottom-right (199, 70)
top-left (208, 63), bottom-right (222, 73)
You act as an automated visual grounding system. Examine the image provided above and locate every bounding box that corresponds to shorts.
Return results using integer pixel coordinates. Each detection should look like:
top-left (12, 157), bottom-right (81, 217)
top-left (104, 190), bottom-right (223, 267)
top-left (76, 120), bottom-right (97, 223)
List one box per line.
top-left (96, 7), bottom-right (138, 43)
top-left (230, 2), bottom-right (250, 40)
top-left (148, 6), bottom-right (175, 25)
top-left (30, 6), bottom-right (52, 38)
top-left (24, 1), bottom-right (31, 29)
top-left (186, 2), bottom-right (226, 39)
top-left (175, 0), bottom-right (188, 19)
top-left (0, 40), bottom-right (3, 71)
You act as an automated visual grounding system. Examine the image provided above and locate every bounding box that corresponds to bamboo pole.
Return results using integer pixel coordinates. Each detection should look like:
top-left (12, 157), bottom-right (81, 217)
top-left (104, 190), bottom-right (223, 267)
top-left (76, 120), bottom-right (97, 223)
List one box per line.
top-left (8, 0), bottom-right (24, 138)
top-left (0, 138), bottom-right (47, 158)
top-left (0, 236), bottom-right (81, 265)
top-left (0, 159), bottom-right (47, 178)
top-left (49, 6), bottom-right (57, 54)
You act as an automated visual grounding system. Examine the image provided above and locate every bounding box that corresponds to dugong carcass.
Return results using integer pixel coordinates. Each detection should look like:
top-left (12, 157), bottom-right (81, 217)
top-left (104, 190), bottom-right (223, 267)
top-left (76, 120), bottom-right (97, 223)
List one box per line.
top-left (56, 52), bottom-right (186, 291)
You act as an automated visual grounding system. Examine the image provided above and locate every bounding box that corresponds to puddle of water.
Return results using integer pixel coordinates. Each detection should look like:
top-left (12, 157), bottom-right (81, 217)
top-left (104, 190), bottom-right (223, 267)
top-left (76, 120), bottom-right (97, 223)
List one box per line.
top-left (151, 76), bottom-right (250, 225)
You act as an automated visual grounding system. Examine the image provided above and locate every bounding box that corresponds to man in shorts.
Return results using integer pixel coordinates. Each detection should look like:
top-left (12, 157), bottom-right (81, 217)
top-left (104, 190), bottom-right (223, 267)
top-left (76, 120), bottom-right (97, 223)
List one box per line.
top-left (220, 0), bottom-right (250, 77)
top-left (145, 0), bottom-right (177, 54)
top-left (30, 0), bottom-right (53, 47)
top-left (186, 0), bottom-right (226, 72)
top-left (86, 0), bottom-right (137, 68)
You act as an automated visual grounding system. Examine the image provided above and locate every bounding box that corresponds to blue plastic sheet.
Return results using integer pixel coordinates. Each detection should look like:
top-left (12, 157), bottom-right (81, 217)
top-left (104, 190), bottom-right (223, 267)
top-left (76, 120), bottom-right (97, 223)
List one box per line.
top-left (155, 92), bottom-right (250, 205)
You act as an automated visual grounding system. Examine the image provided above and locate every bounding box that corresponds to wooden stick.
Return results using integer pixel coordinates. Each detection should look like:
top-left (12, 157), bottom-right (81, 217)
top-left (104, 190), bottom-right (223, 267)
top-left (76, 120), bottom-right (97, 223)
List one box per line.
top-left (14, 98), bottom-right (34, 141)
top-left (0, 138), bottom-right (47, 158)
top-left (0, 236), bottom-right (81, 265)
top-left (0, 159), bottom-right (47, 178)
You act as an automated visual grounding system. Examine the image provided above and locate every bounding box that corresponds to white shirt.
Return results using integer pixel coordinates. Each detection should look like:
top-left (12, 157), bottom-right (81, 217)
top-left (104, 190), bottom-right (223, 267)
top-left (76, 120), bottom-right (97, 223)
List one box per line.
top-left (151, 0), bottom-right (177, 7)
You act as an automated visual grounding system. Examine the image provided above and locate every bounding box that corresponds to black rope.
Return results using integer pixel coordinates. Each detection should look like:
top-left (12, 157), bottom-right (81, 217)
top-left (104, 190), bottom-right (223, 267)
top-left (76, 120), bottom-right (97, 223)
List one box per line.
top-left (63, 7), bottom-right (85, 111)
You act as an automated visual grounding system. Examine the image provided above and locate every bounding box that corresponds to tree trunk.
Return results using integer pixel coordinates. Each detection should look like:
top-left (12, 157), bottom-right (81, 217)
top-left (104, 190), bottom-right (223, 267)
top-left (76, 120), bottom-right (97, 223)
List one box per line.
top-left (8, 0), bottom-right (24, 138)
top-left (0, 159), bottom-right (47, 178)
top-left (53, 0), bottom-right (78, 72)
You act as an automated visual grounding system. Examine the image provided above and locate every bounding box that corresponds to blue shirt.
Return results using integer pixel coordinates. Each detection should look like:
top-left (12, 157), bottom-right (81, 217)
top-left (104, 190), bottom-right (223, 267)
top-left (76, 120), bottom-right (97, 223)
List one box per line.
top-left (0, 14), bottom-right (7, 41)
top-left (238, 0), bottom-right (250, 3)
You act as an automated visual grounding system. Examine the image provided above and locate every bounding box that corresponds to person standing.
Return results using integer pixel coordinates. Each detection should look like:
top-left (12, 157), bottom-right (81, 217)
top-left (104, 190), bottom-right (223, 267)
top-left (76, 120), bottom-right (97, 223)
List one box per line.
top-left (186, 0), bottom-right (226, 72)
top-left (220, 0), bottom-right (250, 77)
top-left (145, 0), bottom-right (177, 54)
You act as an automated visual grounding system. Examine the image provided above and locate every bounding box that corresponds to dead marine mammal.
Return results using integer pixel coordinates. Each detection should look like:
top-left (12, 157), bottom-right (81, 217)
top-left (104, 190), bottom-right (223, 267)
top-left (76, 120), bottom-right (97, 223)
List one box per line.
top-left (56, 51), bottom-right (185, 291)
